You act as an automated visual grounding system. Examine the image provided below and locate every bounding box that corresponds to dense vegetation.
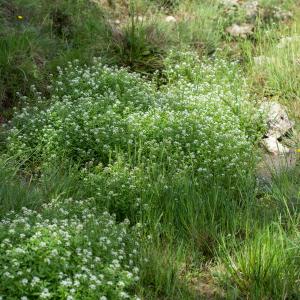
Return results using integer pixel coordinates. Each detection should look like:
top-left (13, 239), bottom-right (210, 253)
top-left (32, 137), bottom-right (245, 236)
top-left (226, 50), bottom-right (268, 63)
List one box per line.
top-left (1, 0), bottom-right (300, 299)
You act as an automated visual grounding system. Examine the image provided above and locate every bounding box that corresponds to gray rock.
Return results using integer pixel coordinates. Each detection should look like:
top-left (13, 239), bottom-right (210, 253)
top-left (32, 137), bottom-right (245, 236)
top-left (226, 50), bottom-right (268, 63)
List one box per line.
top-left (243, 1), bottom-right (259, 18)
top-left (260, 102), bottom-right (294, 139)
top-left (273, 8), bottom-right (293, 21)
top-left (260, 102), bottom-right (294, 155)
top-left (165, 16), bottom-right (177, 23)
top-left (220, 0), bottom-right (239, 7)
top-left (226, 23), bottom-right (254, 38)
top-left (256, 151), bottom-right (297, 183)
top-left (261, 137), bottom-right (291, 155)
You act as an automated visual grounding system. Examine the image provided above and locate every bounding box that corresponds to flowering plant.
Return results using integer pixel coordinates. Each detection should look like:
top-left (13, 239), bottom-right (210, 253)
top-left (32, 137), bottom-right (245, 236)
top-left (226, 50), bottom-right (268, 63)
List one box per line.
top-left (0, 198), bottom-right (142, 299)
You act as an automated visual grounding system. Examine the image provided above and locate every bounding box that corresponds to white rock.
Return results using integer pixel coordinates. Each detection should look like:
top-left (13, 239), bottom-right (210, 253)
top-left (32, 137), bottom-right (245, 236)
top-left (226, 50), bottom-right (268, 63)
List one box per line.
top-left (226, 23), bottom-right (254, 38)
top-left (220, 0), bottom-right (239, 7)
top-left (260, 102), bottom-right (294, 139)
top-left (136, 16), bottom-right (145, 22)
top-left (261, 137), bottom-right (291, 155)
top-left (165, 15), bottom-right (176, 23)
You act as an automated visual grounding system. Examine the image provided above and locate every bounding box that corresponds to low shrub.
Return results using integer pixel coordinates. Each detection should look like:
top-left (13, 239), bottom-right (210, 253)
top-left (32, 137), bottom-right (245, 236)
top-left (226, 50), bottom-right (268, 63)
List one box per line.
top-left (0, 197), bottom-right (143, 300)
top-left (7, 52), bottom-right (263, 182)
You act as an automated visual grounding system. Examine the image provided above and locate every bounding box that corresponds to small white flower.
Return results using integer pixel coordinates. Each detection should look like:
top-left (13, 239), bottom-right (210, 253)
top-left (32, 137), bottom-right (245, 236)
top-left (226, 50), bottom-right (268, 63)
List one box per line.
top-left (117, 281), bottom-right (125, 288)
top-left (39, 241), bottom-right (47, 247)
top-left (31, 276), bottom-right (40, 286)
top-left (21, 278), bottom-right (28, 285)
top-left (40, 288), bottom-right (51, 299)
top-left (119, 291), bottom-right (129, 298)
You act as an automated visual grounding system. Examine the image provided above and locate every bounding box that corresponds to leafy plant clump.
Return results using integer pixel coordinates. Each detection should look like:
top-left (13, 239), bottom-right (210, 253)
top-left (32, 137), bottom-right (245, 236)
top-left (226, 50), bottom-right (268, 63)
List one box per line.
top-left (6, 52), bottom-right (263, 182)
top-left (0, 198), bottom-right (143, 300)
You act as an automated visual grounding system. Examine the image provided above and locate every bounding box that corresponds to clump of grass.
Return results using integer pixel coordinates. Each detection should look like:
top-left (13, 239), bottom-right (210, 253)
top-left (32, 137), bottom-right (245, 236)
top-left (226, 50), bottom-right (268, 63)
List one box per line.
top-left (176, 1), bottom-right (225, 54)
top-left (138, 242), bottom-right (192, 299)
top-left (217, 225), bottom-right (300, 299)
top-left (110, 16), bottom-right (173, 73)
top-left (251, 32), bottom-right (300, 101)
top-left (0, 156), bottom-right (83, 215)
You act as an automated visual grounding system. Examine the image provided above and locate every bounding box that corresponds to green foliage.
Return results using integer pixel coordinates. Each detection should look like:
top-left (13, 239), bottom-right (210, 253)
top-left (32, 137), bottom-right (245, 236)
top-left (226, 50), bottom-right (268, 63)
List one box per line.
top-left (138, 243), bottom-right (191, 299)
top-left (7, 53), bottom-right (262, 183)
top-left (218, 226), bottom-right (300, 299)
top-left (176, 1), bottom-right (225, 54)
top-left (0, 0), bottom-right (109, 114)
top-left (251, 33), bottom-right (300, 101)
top-left (0, 197), bottom-right (143, 300)
top-left (0, 157), bottom-right (83, 215)
top-left (110, 18), bottom-right (172, 73)
top-left (82, 157), bottom-right (149, 221)
top-left (1, 1), bottom-right (300, 299)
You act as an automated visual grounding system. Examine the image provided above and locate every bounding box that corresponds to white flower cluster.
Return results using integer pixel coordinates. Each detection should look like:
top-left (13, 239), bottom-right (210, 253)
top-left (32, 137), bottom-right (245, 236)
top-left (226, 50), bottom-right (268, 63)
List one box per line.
top-left (7, 59), bottom-right (155, 166)
top-left (0, 198), bottom-right (142, 299)
top-left (7, 53), bottom-right (262, 180)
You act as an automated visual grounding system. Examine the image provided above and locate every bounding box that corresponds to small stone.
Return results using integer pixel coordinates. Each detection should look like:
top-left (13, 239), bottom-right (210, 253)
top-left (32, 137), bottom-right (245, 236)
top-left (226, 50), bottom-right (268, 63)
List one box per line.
top-left (226, 23), bottom-right (254, 38)
top-left (137, 16), bottom-right (145, 22)
top-left (220, 0), bottom-right (239, 7)
top-left (243, 1), bottom-right (259, 18)
top-left (111, 27), bottom-right (124, 43)
top-left (165, 15), bottom-right (176, 23)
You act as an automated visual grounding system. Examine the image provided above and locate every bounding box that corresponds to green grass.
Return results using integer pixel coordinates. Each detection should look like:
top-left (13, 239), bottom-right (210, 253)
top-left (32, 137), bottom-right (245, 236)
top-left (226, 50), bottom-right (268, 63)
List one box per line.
top-left (218, 225), bottom-right (300, 299)
top-left (0, 0), bottom-right (109, 115)
top-left (1, 0), bottom-right (300, 299)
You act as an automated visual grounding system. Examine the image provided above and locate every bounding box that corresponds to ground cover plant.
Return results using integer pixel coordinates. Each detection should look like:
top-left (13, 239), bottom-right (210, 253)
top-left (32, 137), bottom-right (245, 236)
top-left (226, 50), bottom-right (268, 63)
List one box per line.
top-left (0, 197), bottom-right (143, 299)
top-left (1, 0), bottom-right (300, 299)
